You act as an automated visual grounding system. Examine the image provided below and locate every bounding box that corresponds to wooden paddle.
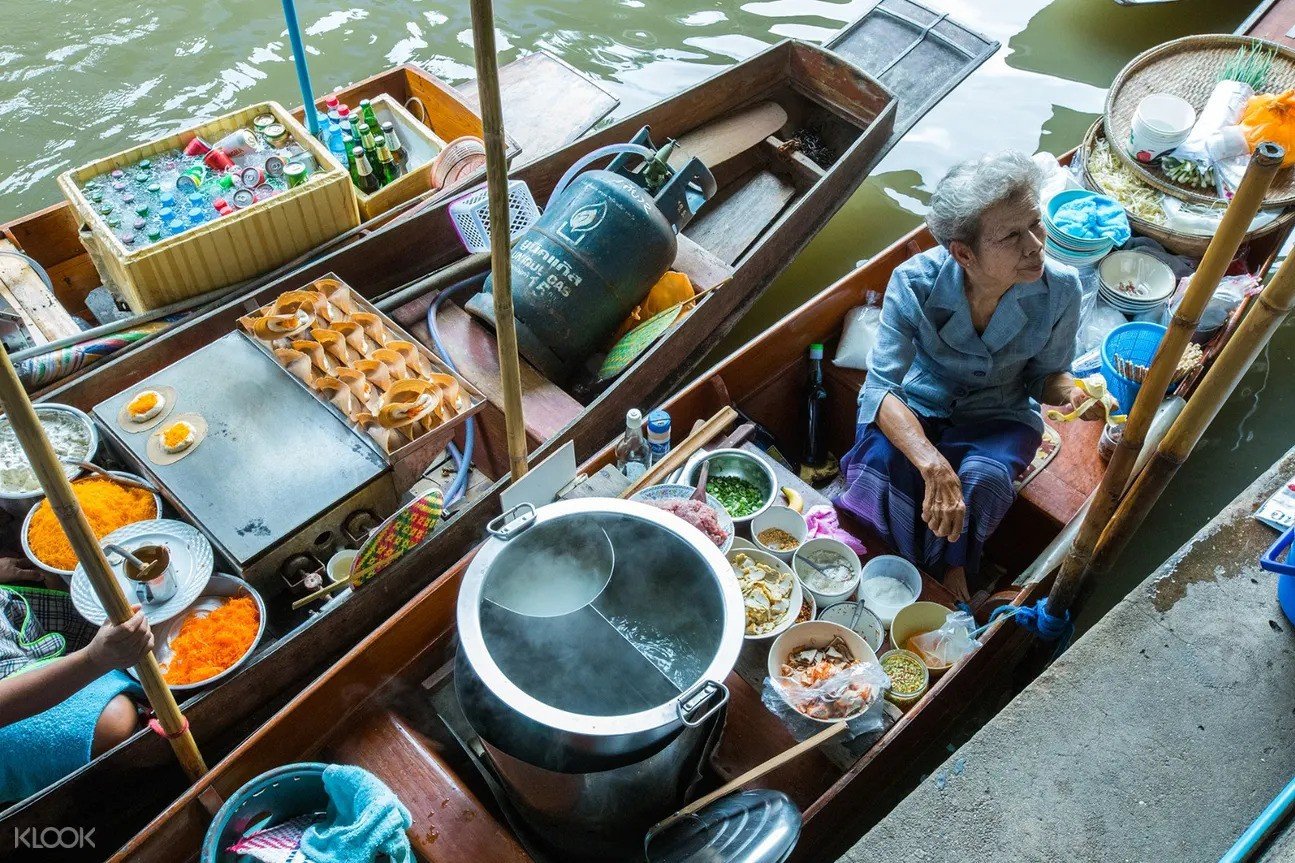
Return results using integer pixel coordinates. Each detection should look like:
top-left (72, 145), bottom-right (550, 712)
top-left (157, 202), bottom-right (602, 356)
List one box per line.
top-left (0, 344), bottom-right (206, 780)
top-left (668, 101), bottom-right (789, 170)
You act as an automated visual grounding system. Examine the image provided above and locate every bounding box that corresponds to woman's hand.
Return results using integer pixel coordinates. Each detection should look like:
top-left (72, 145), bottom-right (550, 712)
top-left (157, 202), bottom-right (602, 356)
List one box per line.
top-left (1067, 384), bottom-right (1107, 421)
top-left (85, 606), bottom-right (154, 673)
top-left (0, 557), bottom-right (42, 584)
top-left (920, 457), bottom-right (965, 542)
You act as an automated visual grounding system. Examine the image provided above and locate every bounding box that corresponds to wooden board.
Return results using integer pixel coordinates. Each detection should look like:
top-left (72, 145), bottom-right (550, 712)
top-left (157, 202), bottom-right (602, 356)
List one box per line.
top-left (0, 239), bottom-right (83, 344)
top-left (684, 168), bottom-right (797, 265)
top-left (459, 51), bottom-right (618, 164)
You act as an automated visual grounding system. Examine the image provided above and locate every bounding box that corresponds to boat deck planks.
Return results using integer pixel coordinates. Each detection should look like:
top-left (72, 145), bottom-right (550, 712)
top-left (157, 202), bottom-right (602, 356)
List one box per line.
top-left (1245, 0), bottom-right (1295, 43)
top-left (458, 51), bottom-right (618, 165)
top-left (684, 168), bottom-right (799, 265)
top-left (0, 239), bottom-right (83, 344)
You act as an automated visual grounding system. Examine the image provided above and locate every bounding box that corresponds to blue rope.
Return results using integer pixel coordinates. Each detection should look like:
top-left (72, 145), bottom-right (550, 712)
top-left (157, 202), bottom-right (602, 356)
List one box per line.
top-left (976, 598), bottom-right (1074, 657)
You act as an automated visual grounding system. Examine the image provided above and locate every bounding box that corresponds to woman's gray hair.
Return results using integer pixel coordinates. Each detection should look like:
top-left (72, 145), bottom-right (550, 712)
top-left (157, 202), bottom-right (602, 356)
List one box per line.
top-left (926, 150), bottom-right (1043, 248)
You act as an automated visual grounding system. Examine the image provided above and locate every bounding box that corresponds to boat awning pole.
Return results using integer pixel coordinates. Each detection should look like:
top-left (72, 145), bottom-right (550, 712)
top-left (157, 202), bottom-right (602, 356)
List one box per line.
top-left (0, 347), bottom-right (207, 780)
top-left (468, 0), bottom-right (529, 480)
top-left (281, 0), bottom-right (320, 137)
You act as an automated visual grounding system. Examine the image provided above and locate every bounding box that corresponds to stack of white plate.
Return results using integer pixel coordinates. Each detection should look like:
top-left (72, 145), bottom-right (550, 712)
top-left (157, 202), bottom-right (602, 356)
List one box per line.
top-left (1097, 250), bottom-right (1176, 315)
top-left (1043, 189), bottom-right (1116, 268)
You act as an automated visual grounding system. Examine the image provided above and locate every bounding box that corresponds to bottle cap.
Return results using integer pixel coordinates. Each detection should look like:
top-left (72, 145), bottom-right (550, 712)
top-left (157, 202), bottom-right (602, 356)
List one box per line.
top-left (647, 410), bottom-right (671, 432)
top-left (626, 408), bottom-right (643, 426)
top-left (809, 343), bottom-right (824, 360)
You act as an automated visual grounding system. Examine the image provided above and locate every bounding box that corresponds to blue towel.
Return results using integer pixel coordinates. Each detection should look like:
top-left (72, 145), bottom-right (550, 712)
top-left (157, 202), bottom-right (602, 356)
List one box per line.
top-left (0, 669), bottom-right (140, 804)
top-left (1053, 195), bottom-right (1131, 246)
top-left (299, 765), bottom-right (413, 863)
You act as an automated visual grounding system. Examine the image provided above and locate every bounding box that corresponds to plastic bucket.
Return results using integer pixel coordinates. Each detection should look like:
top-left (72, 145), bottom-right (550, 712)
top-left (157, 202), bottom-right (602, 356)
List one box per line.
top-left (201, 763), bottom-right (329, 863)
top-left (1100, 321), bottom-right (1167, 415)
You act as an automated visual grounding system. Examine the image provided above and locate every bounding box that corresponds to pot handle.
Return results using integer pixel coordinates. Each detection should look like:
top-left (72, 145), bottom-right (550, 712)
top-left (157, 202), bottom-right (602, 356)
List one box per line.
top-left (487, 503), bottom-right (536, 541)
top-left (677, 680), bottom-right (728, 728)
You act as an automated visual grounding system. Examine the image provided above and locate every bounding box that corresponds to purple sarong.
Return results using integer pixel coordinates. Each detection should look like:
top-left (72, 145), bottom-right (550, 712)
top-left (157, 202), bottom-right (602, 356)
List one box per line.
top-left (834, 416), bottom-right (1040, 589)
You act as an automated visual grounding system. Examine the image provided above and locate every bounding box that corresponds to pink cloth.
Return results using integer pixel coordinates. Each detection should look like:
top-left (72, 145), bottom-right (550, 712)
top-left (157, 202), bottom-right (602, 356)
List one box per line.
top-left (805, 505), bottom-right (867, 555)
top-left (228, 814), bottom-right (318, 863)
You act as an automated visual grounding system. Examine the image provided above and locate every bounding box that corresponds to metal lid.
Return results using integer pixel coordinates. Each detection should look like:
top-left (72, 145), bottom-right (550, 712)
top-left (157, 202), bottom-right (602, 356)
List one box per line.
top-left (645, 790), bottom-right (801, 863)
top-left (459, 498), bottom-right (744, 735)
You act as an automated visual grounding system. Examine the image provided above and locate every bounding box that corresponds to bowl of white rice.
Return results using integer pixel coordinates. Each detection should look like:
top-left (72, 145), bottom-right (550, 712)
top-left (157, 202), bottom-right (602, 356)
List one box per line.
top-left (0, 404), bottom-right (99, 515)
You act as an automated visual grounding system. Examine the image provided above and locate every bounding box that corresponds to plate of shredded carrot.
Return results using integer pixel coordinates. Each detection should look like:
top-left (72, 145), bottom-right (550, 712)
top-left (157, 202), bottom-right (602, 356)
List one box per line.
top-left (132, 574), bottom-right (265, 690)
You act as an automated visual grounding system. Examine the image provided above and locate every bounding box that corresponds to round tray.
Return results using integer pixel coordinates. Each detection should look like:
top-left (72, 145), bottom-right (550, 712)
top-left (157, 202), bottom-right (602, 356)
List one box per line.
top-left (1104, 35), bottom-right (1295, 207)
top-left (1078, 119), bottom-right (1295, 258)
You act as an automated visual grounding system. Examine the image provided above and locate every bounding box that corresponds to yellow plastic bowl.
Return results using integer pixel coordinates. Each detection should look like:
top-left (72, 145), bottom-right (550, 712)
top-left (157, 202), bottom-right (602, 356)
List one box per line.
top-left (889, 601), bottom-right (956, 678)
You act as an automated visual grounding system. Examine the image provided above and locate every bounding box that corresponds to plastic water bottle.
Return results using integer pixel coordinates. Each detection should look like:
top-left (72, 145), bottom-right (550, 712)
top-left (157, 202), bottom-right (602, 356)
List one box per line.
top-left (646, 410), bottom-right (671, 466)
top-left (327, 119), bottom-right (348, 165)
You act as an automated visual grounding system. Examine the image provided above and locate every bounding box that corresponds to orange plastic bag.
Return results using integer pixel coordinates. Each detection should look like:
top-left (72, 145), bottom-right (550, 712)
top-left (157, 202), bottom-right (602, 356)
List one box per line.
top-left (1242, 90), bottom-right (1295, 166)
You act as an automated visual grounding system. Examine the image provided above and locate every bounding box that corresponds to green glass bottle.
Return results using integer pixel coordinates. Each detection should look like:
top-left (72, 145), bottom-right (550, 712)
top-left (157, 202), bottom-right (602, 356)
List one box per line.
top-left (374, 136), bottom-right (398, 185)
top-left (353, 146), bottom-right (380, 195)
top-left (381, 122), bottom-right (408, 174)
top-left (360, 99), bottom-right (379, 132)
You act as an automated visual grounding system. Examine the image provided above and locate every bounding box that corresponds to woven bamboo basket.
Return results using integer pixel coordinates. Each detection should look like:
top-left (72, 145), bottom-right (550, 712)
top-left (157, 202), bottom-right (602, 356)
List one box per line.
top-left (58, 102), bottom-right (359, 312)
top-left (348, 93), bottom-right (449, 220)
top-left (1104, 34), bottom-right (1295, 207)
top-left (1078, 119), bottom-right (1295, 259)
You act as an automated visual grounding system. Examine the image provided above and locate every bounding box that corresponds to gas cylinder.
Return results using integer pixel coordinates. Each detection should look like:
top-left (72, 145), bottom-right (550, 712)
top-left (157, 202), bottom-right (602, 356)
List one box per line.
top-left (466, 127), bottom-right (716, 381)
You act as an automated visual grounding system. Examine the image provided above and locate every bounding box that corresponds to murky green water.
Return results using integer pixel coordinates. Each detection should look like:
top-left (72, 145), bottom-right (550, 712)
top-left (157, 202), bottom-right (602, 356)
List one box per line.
top-left (0, 0), bottom-right (1282, 625)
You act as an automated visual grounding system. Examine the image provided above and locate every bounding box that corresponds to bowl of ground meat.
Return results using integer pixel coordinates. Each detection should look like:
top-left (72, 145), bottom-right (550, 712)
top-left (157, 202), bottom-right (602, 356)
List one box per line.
top-left (631, 484), bottom-right (734, 553)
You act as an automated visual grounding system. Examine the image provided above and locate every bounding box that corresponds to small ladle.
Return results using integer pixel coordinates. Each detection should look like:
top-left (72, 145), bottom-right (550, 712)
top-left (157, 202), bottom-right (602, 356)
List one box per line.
top-left (60, 458), bottom-right (158, 494)
top-left (690, 460), bottom-right (710, 503)
top-left (104, 542), bottom-right (164, 581)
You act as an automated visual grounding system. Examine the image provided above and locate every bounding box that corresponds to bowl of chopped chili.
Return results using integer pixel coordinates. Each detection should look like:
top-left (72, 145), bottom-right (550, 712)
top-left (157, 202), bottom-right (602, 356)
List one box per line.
top-left (21, 471), bottom-right (161, 578)
top-left (131, 573), bottom-right (266, 692)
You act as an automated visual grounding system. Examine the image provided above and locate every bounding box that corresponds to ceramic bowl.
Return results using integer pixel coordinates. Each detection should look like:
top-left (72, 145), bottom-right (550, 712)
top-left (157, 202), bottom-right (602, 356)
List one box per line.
top-left (817, 600), bottom-right (885, 652)
top-left (751, 505), bottom-right (808, 561)
top-left (858, 554), bottom-right (921, 627)
top-left (792, 537), bottom-right (862, 609)
top-left (767, 620), bottom-right (881, 724)
top-left (631, 483), bottom-right (734, 553)
top-left (0, 404), bottom-right (100, 516)
top-left (727, 546), bottom-right (803, 642)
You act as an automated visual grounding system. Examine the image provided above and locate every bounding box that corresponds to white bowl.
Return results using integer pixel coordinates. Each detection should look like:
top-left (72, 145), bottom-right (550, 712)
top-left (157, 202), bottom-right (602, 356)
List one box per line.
top-left (858, 555), bottom-right (922, 627)
top-left (792, 537), bottom-right (862, 609)
top-left (1135, 93), bottom-right (1195, 136)
top-left (22, 470), bottom-right (163, 579)
top-left (767, 620), bottom-right (882, 724)
top-left (1099, 250), bottom-right (1176, 304)
top-left (817, 600), bottom-right (885, 652)
top-left (750, 505), bottom-right (808, 561)
top-left (727, 546), bottom-right (803, 642)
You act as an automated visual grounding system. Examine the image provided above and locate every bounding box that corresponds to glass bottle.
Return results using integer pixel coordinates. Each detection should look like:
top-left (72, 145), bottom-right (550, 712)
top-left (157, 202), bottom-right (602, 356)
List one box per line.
top-left (802, 343), bottom-right (829, 470)
top-left (615, 409), bottom-right (650, 480)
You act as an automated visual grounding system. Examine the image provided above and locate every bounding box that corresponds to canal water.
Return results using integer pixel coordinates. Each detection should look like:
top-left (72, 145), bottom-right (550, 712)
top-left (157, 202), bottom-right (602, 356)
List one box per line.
top-left (0, 0), bottom-right (1282, 629)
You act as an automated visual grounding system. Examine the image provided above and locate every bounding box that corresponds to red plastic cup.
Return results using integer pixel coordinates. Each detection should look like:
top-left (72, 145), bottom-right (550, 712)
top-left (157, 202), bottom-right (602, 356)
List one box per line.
top-left (203, 148), bottom-right (234, 171)
top-left (183, 136), bottom-right (212, 157)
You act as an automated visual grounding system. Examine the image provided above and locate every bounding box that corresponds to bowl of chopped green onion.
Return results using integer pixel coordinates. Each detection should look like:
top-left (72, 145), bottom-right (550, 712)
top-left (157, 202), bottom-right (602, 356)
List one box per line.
top-left (684, 448), bottom-right (778, 525)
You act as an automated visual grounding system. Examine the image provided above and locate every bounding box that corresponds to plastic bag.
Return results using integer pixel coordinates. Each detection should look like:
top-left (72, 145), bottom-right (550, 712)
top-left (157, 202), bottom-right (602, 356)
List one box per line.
top-left (761, 656), bottom-right (889, 741)
top-left (1172, 273), bottom-right (1259, 333)
top-left (1076, 299), bottom-right (1128, 354)
top-left (833, 302), bottom-right (881, 371)
top-left (907, 610), bottom-right (981, 667)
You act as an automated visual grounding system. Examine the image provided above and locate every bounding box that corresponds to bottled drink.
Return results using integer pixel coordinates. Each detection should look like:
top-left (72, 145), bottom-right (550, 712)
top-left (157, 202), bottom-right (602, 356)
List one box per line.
top-left (357, 123), bottom-right (377, 157)
top-left (165, 218), bottom-right (184, 236)
top-left (615, 409), bottom-right (650, 480)
top-left (375, 136), bottom-right (398, 185)
top-left (360, 98), bottom-right (379, 132)
top-left (382, 122), bottom-right (409, 173)
top-left (646, 410), bottom-right (671, 465)
top-left (802, 343), bottom-right (829, 470)
top-left (341, 132), bottom-right (357, 178)
top-left (340, 105), bottom-right (360, 139)
top-left (187, 207), bottom-right (206, 227)
top-left (327, 119), bottom-right (347, 165)
top-left (353, 147), bottom-right (380, 195)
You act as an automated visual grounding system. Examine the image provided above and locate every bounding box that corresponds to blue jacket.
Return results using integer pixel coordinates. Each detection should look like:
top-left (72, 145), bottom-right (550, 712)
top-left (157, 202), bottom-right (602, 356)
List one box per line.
top-left (858, 246), bottom-right (1080, 434)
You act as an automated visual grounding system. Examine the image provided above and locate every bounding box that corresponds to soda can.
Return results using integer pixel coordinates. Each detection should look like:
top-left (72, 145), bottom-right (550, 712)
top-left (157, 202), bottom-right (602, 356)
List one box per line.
top-left (264, 123), bottom-right (289, 148)
top-left (253, 183), bottom-right (276, 200)
top-left (175, 165), bottom-right (206, 192)
top-left (231, 188), bottom-right (256, 209)
top-left (284, 162), bottom-right (308, 188)
top-left (203, 148), bottom-right (235, 171)
top-left (217, 173), bottom-right (236, 190)
top-left (213, 129), bottom-right (260, 158)
top-left (253, 114), bottom-right (276, 134)
top-left (263, 155), bottom-right (286, 178)
top-left (183, 136), bottom-right (212, 157)
top-left (239, 166), bottom-right (264, 187)
top-left (290, 152), bottom-right (317, 174)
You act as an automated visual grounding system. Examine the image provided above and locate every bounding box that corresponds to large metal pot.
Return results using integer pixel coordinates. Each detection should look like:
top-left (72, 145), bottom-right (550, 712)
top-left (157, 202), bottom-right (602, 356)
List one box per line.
top-left (455, 497), bottom-right (743, 857)
top-left (457, 497), bottom-right (743, 769)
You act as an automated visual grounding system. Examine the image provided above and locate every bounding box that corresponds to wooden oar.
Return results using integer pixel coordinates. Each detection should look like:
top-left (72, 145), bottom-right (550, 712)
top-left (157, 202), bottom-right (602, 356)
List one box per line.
top-left (469, 0), bottom-right (529, 482)
top-left (0, 344), bottom-right (206, 780)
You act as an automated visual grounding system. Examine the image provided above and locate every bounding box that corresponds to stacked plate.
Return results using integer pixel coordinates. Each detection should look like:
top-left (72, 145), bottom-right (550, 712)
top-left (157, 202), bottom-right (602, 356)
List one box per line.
top-left (1097, 250), bottom-right (1176, 315)
top-left (1043, 189), bottom-right (1116, 268)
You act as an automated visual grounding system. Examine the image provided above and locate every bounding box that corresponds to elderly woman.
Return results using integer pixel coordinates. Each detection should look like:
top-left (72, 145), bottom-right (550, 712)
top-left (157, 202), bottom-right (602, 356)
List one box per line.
top-left (836, 151), bottom-right (1100, 602)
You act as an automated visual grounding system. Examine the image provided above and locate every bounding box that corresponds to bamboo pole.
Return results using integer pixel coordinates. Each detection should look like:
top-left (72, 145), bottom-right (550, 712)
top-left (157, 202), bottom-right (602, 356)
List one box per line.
top-left (0, 347), bottom-right (206, 779)
top-left (468, 0), bottom-right (529, 481)
top-left (1047, 142), bottom-right (1284, 615)
top-left (1087, 240), bottom-right (1295, 577)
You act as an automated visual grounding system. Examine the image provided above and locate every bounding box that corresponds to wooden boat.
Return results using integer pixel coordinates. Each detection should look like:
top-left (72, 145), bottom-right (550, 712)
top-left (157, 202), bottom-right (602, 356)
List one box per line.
top-left (107, 9), bottom-right (1295, 859)
top-left (0, 17), bottom-right (1004, 850)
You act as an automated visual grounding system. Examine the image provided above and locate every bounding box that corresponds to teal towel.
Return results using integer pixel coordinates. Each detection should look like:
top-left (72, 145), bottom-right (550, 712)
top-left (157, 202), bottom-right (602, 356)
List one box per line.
top-left (0, 670), bottom-right (139, 804)
top-left (299, 765), bottom-right (413, 863)
top-left (1054, 195), bottom-right (1131, 246)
